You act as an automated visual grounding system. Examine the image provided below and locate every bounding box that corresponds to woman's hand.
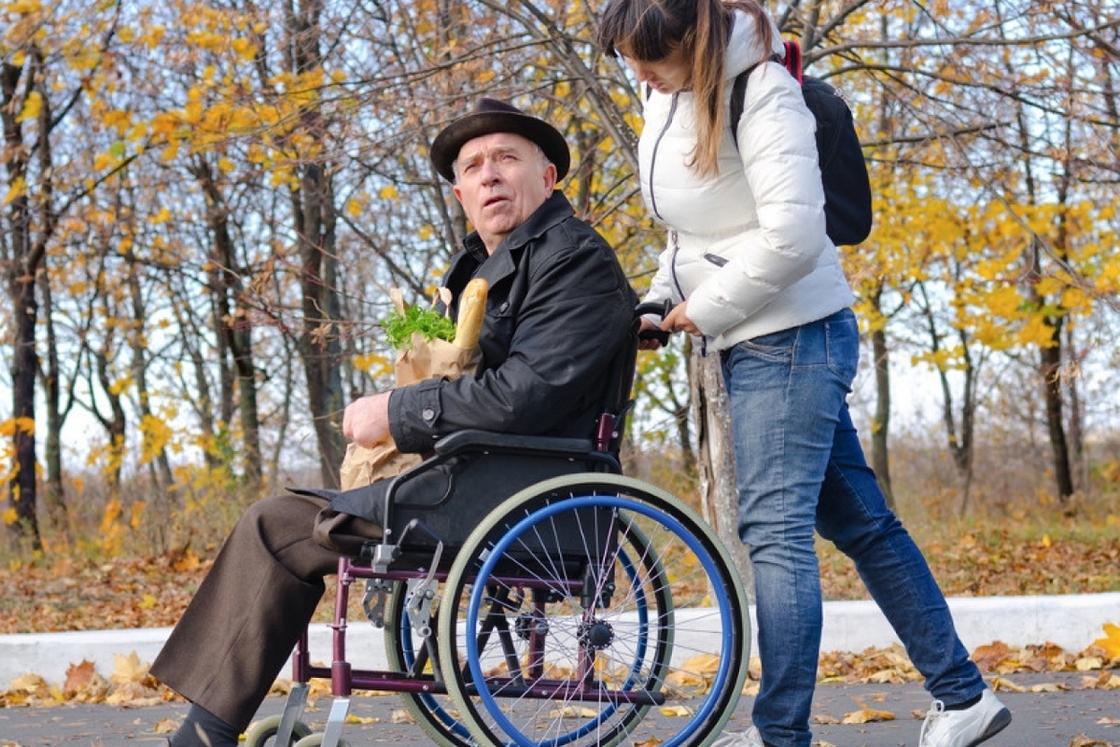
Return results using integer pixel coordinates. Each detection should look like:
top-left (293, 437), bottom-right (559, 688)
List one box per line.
top-left (662, 301), bottom-right (700, 336)
top-left (343, 392), bottom-right (392, 447)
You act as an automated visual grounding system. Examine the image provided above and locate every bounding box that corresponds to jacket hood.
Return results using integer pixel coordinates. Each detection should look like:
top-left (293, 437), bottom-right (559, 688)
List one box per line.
top-left (725, 9), bottom-right (786, 79)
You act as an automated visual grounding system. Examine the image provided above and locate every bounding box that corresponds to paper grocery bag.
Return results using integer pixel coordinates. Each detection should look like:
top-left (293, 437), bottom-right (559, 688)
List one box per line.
top-left (338, 281), bottom-right (487, 490)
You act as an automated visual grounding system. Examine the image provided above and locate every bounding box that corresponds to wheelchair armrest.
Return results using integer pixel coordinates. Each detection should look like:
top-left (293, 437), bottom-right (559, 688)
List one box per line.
top-left (432, 429), bottom-right (594, 459)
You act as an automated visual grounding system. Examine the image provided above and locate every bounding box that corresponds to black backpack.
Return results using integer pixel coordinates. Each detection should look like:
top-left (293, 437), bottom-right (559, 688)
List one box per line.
top-left (730, 41), bottom-right (873, 246)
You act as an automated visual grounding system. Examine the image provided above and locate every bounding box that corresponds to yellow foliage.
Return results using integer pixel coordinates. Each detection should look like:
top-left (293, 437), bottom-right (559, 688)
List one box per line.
top-left (1, 416), bottom-right (35, 436)
top-left (139, 414), bottom-right (173, 464)
top-left (129, 501), bottom-right (145, 531)
top-left (17, 90), bottom-right (42, 123)
top-left (7, 0), bottom-right (44, 14)
top-left (1092, 623), bottom-right (1120, 661)
top-left (4, 175), bottom-right (27, 205)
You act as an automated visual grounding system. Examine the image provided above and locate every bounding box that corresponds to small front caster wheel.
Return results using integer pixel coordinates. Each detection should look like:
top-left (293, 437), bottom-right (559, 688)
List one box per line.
top-left (244, 714), bottom-right (313, 747)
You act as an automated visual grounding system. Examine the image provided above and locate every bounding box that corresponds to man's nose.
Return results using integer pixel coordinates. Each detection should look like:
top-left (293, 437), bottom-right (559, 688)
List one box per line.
top-left (479, 159), bottom-right (501, 182)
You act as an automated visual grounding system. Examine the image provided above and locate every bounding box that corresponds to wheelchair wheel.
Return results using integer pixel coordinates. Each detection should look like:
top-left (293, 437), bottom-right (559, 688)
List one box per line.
top-left (438, 474), bottom-right (749, 747)
top-left (383, 580), bottom-right (474, 746)
top-left (291, 733), bottom-right (351, 747)
top-left (244, 714), bottom-right (312, 747)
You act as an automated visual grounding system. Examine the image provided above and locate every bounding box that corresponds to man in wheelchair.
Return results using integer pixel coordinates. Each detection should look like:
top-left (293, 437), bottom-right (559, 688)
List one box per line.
top-left (152, 97), bottom-right (638, 747)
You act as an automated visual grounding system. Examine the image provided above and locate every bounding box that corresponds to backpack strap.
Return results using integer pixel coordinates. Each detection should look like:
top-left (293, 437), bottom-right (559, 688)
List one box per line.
top-left (783, 40), bottom-right (803, 84)
top-left (729, 49), bottom-right (789, 148)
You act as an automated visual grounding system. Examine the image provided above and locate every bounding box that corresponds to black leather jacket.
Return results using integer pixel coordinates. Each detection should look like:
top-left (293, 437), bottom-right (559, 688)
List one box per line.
top-left (388, 191), bottom-right (637, 453)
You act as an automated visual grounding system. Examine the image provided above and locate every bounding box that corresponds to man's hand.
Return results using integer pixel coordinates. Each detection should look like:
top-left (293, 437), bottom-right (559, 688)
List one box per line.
top-left (343, 392), bottom-right (392, 448)
top-left (638, 318), bottom-right (664, 350)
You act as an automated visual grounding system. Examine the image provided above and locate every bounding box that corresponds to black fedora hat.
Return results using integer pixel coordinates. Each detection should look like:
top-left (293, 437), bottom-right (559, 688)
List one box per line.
top-left (430, 98), bottom-right (570, 183)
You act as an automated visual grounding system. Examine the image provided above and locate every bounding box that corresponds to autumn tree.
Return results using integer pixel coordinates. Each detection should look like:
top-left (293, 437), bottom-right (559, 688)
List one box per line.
top-left (0, 1), bottom-right (142, 549)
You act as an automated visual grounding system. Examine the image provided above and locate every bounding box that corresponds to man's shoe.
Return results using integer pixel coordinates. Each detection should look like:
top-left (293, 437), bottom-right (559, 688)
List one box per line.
top-left (711, 725), bottom-right (765, 747)
top-left (919, 689), bottom-right (1012, 747)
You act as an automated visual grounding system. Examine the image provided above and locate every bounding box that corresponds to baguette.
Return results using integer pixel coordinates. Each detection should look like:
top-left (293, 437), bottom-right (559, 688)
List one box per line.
top-left (453, 278), bottom-right (489, 349)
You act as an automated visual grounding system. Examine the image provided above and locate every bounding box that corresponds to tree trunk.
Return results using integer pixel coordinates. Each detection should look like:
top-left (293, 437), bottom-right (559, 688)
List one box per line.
top-left (2, 59), bottom-right (42, 551)
top-left (689, 347), bottom-right (753, 601)
top-left (37, 270), bottom-right (70, 536)
top-left (868, 301), bottom-right (895, 510)
top-left (289, 0), bottom-right (346, 485)
top-left (196, 156), bottom-right (263, 493)
top-left (1039, 338), bottom-right (1074, 501)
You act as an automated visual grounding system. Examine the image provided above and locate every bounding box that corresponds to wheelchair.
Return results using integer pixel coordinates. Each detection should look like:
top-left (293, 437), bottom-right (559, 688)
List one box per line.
top-left (245, 303), bottom-right (751, 747)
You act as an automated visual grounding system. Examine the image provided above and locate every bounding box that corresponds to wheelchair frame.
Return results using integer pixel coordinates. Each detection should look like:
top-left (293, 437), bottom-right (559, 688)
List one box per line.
top-left (246, 306), bottom-right (751, 747)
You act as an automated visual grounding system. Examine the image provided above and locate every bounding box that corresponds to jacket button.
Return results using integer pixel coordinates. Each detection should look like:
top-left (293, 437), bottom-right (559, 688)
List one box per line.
top-left (422, 407), bottom-right (436, 421)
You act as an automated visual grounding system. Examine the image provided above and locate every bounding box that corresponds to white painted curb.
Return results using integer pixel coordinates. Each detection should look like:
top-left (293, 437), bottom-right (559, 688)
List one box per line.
top-left (2, 593), bottom-right (1117, 687)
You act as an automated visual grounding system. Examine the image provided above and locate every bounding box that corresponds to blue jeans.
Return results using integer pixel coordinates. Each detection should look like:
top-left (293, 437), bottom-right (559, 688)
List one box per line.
top-left (721, 309), bottom-right (983, 747)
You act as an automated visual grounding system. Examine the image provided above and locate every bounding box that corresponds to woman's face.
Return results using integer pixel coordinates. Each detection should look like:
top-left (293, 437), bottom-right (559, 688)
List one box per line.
top-left (620, 45), bottom-right (691, 94)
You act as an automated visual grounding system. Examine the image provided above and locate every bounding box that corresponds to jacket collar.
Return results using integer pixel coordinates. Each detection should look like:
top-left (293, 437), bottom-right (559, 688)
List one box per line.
top-left (450, 190), bottom-right (575, 288)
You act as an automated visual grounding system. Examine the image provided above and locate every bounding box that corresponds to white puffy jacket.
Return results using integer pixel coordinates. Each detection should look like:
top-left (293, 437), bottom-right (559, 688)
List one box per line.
top-left (639, 11), bottom-right (854, 351)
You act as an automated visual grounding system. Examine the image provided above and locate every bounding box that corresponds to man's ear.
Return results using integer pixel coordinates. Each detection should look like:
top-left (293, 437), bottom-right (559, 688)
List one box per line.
top-left (542, 161), bottom-right (557, 191)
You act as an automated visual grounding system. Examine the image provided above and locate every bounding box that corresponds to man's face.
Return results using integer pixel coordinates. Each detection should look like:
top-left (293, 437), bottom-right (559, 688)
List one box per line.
top-left (452, 132), bottom-right (557, 254)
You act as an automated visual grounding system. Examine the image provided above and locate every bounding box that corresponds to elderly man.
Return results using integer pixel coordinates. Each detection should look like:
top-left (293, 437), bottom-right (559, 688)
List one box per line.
top-left (152, 98), bottom-right (637, 747)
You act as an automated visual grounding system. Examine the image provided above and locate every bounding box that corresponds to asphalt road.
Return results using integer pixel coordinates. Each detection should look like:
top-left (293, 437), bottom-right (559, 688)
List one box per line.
top-left (1, 672), bottom-right (1116, 746)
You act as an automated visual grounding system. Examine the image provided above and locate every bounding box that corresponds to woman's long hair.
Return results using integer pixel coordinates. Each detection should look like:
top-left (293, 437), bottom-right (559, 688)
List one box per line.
top-left (597, 0), bottom-right (774, 177)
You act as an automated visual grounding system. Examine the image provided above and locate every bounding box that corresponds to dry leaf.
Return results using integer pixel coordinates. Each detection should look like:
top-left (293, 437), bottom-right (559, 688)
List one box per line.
top-left (841, 699), bottom-right (894, 724)
top-left (991, 676), bottom-right (1025, 693)
top-left (1091, 623), bottom-right (1120, 661)
top-left (657, 705), bottom-right (694, 717)
top-left (110, 651), bottom-right (148, 685)
top-left (681, 653), bottom-right (721, 675)
top-left (971, 641), bottom-right (1012, 673)
top-left (390, 708), bottom-right (415, 724)
top-left (1075, 656), bottom-right (1103, 672)
top-left (63, 660), bottom-right (97, 695)
top-left (1069, 735), bottom-right (1108, 747)
top-left (154, 717), bottom-right (179, 734)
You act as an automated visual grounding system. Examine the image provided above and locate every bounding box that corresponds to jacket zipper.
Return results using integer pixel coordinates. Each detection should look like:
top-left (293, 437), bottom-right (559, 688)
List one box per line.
top-left (651, 92), bottom-right (708, 357)
top-left (668, 230), bottom-right (707, 357)
top-left (647, 92), bottom-right (678, 221)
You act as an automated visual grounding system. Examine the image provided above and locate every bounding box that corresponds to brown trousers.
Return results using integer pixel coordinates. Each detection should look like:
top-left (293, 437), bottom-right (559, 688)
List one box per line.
top-left (150, 492), bottom-right (377, 732)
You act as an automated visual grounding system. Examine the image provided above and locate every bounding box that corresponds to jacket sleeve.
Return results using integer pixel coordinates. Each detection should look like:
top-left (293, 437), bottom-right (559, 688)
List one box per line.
top-left (685, 63), bottom-right (828, 338)
top-left (387, 228), bottom-right (635, 453)
top-left (640, 239), bottom-right (680, 306)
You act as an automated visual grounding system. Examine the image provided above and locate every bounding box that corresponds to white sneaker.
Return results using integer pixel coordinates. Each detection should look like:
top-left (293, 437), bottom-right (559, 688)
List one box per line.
top-left (919, 689), bottom-right (1012, 747)
top-left (711, 725), bottom-right (765, 747)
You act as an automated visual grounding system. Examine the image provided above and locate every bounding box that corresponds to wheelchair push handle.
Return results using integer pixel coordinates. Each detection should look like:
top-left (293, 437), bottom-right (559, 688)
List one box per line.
top-left (635, 299), bottom-right (675, 346)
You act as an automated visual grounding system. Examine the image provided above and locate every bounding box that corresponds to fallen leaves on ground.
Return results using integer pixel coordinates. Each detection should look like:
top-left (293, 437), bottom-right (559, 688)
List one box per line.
top-left (1, 538), bottom-right (1118, 709)
top-left (1, 630), bottom-right (1116, 710)
top-left (0, 652), bottom-right (174, 708)
top-left (818, 531), bottom-right (1120, 600)
top-left (819, 635), bottom-right (1119, 687)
